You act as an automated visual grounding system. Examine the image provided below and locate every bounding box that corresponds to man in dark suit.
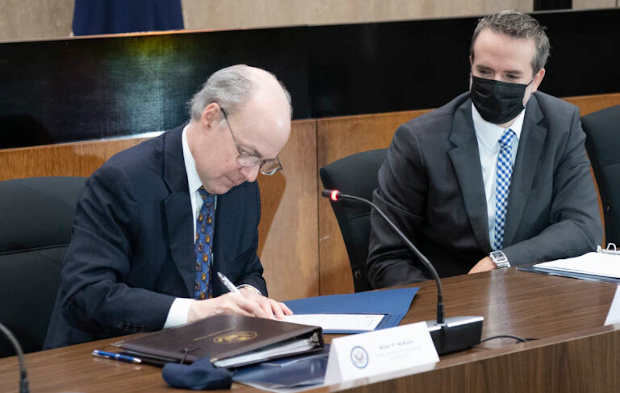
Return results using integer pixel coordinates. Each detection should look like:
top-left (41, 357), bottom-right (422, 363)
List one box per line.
top-left (367, 11), bottom-right (602, 287)
top-left (45, 65), bottom-right (293, 348)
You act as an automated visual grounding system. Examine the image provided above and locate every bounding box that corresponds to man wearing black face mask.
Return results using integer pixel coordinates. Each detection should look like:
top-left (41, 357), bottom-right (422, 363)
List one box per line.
top-left (366, 10), bottom-right (602, 287)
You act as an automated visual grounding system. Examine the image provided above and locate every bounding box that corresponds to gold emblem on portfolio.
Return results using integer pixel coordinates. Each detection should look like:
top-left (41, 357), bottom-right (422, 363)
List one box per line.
top-left (213, 330), bottom-right (258, 344)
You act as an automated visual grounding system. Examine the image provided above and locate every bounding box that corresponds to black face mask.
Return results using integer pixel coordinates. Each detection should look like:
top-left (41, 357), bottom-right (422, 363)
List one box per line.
top-left (470, 76), bottom-right (530, 124)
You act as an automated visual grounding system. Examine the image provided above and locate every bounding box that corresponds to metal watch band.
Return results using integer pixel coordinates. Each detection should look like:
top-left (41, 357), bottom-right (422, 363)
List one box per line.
top-left (490, 250), bottom-right (510, 269)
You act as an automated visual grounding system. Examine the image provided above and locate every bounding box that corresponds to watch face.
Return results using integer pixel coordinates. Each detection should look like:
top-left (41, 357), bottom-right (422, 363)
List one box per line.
top-left (490, 251), bottom-right (501, 258)
top-left (490, 251), bottom-right (509, 267)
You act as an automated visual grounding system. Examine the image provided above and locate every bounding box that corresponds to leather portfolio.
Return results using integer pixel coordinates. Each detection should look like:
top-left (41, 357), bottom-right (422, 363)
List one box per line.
top-left (115, 314), bottom-right (323, 368)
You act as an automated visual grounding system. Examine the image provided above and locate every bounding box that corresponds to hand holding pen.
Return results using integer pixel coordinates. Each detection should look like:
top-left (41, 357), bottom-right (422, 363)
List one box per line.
top-left (216, 272), bottom-right (240, 293)
top-left (187, 272), bottom-right (293, 323)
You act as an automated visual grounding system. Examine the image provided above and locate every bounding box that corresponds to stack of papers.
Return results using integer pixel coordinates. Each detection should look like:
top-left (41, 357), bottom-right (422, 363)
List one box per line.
top-left (525, 251), bottom-right (620, 282)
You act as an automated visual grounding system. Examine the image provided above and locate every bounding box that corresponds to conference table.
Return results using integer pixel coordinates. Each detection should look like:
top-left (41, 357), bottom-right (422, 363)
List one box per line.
top-left (1, 268), bottom-right (618, 392)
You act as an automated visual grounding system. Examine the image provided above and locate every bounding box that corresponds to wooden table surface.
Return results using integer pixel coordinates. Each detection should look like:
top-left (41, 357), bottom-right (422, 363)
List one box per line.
top-left (1, 268), bottom-right (618, 393)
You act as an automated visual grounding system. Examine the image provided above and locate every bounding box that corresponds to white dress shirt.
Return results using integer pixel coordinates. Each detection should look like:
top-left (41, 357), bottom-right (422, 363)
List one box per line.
top-left (471, 104), bottom-right (525, 247)
top-left (163, 125), bottom-right (217, 327)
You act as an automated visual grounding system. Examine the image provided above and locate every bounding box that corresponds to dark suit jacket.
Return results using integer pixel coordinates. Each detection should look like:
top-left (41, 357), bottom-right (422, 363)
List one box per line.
top-left (367, 92), bottom-right (602, 288)
top-left (44, 126), bottom-right (266, 348)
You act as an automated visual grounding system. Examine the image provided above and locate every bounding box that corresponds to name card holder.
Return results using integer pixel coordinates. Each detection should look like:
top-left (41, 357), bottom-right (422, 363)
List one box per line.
top-left (605, 285), bottom-right (620, 325)
top-left (324, 321), bottom-right (439, 384)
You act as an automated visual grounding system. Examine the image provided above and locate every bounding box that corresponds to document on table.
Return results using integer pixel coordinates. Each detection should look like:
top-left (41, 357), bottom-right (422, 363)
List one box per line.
top-left (533, 252), bottom-right (620, 279)
top-left (284, 287), bottom-right (418, 333)
top-left (283, 314), bottom-right (385, 332)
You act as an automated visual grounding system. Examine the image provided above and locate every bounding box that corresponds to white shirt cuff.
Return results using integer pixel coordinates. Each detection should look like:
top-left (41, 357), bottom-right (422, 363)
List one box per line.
top-left (164, 297), bottom-right (193, 328)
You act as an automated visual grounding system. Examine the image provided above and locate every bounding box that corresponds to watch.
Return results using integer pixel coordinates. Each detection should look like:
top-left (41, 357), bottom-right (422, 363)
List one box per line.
top-left (490, 250), bottom-right (511, 269)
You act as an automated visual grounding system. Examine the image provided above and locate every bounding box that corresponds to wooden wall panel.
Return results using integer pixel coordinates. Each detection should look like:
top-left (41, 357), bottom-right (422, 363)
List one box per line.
top-left (316, 109), bottom-right (431, 295)
top-left (564, 92), bottom-right (620, 116)
top-left (258, 120), bottom-right (319, 301)
top-left (0, 137), bottom-right (148, 179)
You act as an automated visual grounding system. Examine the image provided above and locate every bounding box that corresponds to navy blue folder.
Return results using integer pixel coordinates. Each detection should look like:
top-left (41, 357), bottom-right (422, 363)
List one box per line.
top-left (233, 346), bottom-right (329, 390)
top-left (284, 287), bottom-right (418, 333)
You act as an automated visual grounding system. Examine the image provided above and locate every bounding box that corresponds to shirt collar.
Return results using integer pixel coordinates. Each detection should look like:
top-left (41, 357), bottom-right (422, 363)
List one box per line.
top-left (182, 124), bottom-right (203, 194)
top-left (471, 103), bottom-right (525, 150)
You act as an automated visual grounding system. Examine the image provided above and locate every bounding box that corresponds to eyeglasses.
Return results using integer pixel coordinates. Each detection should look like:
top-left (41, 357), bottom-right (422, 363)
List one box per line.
top-left (220, 106), bottom-right (283, 176)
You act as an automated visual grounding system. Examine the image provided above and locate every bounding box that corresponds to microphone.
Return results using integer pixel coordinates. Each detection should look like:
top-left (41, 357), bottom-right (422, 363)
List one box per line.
top-left (0, 322), bottom-right (29, 393)
top-left (322, 189), bottom-right (483, 355)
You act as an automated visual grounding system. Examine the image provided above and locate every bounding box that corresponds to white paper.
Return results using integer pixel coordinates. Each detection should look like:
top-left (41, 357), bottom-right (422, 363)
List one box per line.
top-left (283, 314), bottom-right (385, 331)
top-left (323, 321), bottom-right (439, 384)
top-left (605, 285), bottom-right (620, 325)
top-left (535, 252), bottom-right (620, 278)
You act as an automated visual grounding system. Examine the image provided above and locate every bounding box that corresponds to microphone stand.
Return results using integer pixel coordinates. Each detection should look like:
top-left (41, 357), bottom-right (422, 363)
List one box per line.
top-left (323, 189), bottom-right (483, 354)
top-left (0, 322), bottom-right (29, 393)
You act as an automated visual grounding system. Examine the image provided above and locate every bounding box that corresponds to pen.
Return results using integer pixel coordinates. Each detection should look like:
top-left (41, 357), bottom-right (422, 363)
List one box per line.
top-left (92, 349), bottom-right (142, 364)
top-left (217, 272), bottom-right (240, 293)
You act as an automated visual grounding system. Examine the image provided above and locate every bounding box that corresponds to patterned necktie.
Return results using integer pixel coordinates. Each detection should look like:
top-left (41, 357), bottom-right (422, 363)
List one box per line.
top-left (493, 129), bottom-right (516, 250)
top-left (194, 187), bottom-right (215, 299)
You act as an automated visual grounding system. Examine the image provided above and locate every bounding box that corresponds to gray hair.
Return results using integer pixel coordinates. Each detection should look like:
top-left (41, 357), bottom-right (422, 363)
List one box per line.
top-left (470, 10), bottom-right (550, 75)
top-left (189, 64), bottom-right (291, 121)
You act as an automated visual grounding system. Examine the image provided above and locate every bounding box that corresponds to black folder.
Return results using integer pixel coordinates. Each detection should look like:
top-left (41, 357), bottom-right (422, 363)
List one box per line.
top-left (115, 314), bottom-right (323, 368)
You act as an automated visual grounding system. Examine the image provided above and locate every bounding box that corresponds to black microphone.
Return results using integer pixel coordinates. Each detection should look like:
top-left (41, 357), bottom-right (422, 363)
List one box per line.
top-left (322, 189), bottom-right (483, 355)
top-left (0, 322), bottom-right (29, 393)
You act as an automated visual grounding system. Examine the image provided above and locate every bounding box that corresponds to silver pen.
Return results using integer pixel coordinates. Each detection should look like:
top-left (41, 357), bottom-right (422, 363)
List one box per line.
top-left (217, 272), bottom-right (240, 293)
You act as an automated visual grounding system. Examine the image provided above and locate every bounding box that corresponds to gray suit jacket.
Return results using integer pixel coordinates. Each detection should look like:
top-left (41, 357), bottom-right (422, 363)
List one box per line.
top-left (367, 92), bottom-right (602, 287)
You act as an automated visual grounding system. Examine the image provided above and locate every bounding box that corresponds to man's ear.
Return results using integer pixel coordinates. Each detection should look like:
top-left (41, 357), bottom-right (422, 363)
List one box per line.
top-left (200, 103), bottom-right (220, 131)
top-left (530, 67), bottom-right (546, 93)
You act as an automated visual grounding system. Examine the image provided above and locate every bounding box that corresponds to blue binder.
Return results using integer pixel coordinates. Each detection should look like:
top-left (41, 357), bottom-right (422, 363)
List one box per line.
top-left (284, 287), bottom-right (418, 333)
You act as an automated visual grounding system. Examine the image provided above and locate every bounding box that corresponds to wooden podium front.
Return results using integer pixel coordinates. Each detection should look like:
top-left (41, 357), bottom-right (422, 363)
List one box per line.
top-left (0, 269), bottom-right (617, 392)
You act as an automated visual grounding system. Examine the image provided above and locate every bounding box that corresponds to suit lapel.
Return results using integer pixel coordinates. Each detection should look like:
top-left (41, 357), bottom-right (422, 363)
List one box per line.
top-left (448, 101), bottom-right (492, 251)
top-left (503, 96), bottom-right (546, 245)
top-left (162, 126), bottom-right (195, 297)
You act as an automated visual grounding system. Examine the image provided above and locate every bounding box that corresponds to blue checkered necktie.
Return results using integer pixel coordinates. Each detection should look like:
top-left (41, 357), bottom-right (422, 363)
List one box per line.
top-left (194, 187), bottom-right (215, 300)
top-left (493, 129), bottom-right (516, 250)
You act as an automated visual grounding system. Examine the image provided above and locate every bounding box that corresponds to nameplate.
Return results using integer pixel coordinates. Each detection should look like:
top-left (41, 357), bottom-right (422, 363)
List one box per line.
top-left (604, 285), bottom-right (620, 325)
top-left (323, 321), bottom-right (439, 384)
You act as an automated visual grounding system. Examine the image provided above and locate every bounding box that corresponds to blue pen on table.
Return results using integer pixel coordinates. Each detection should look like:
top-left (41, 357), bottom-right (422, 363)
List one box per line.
top-left (92, 349), bottom-right (142, 364)
top-left (217, 271), bottom-right (240, 293)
